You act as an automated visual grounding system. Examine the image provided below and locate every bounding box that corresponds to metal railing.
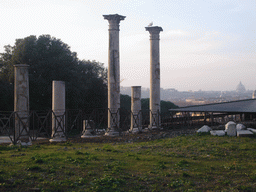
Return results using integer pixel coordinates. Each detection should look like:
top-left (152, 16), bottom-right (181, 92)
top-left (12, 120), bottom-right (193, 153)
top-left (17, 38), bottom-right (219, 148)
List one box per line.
top-left (0, 109), bottom-right (171, 144)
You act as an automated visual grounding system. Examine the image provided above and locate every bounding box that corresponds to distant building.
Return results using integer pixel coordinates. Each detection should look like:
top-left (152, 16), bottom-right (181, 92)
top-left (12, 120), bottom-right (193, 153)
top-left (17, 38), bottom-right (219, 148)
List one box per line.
top-left (236, 81), bottom-right (246, 93)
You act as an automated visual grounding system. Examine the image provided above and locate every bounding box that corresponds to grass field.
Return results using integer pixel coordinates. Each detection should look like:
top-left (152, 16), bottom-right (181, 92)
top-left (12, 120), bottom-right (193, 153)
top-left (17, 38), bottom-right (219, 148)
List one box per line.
top-left (0, 134), bottom-right (256, 191)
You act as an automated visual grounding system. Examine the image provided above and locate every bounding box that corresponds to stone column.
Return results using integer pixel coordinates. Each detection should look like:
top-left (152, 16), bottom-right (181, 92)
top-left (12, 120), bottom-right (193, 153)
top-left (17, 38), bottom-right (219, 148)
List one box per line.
top-left (145, 26), bottom-right (163, 129)
top-left (103, 14), bottom-right (126, 136)
top-left (130, 86), bottom-right (142, 133)
top-left (14, 64), bottom-right (30, 145)
top-left (50, 81), bottom-right (66, 142)
top-left (252, 90), bottom-right (256, 99)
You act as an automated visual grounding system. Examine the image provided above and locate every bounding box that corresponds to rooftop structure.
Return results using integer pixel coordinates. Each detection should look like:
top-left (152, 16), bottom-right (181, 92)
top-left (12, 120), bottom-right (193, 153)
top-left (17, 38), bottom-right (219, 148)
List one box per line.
top-left (236, 81), bottom-right (246, 93)
top-left (169, 98), bottom-right (256, 113)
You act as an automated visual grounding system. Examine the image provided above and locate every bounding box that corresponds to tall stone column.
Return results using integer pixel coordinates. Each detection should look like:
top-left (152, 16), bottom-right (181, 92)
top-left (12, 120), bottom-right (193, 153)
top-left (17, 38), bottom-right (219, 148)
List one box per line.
top-left (49, 81), bottom-right (66, 142)
top-left (130, 86), bottom-right (142, 133)
top-left (145, 26), bottom-right (163, 129)
top-left (103, 14), bottom-right (126, 136)
top-left (252, 90), bottom-right (256, 99)
top-left (14, 64), bottom-right (30, 144)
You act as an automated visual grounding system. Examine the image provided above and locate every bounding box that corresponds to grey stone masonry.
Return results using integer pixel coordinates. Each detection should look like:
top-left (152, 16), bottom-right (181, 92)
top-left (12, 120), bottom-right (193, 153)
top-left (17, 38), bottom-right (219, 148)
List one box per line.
top-left (14, 64), bottom-right (30, 144)
top-left (145, 26), bottom-right (163, 129)
top-left (247, 128), bottom-right (256, 133)
top-left (103, 14), bottom-right (126, 136)
top-left (50, 81), bottom-right (66, 142)
top-left (130, 86), bottom-right (142, 133)
top-left (237, 130), bottom-right (254, 137)
top-left (225, 121), bottom-right (237, 136)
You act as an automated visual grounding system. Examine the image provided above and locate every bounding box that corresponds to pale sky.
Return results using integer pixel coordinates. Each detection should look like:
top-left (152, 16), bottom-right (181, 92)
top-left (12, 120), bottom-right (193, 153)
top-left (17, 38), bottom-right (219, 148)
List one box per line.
top-left (0, 0), bottom-right (255, 91)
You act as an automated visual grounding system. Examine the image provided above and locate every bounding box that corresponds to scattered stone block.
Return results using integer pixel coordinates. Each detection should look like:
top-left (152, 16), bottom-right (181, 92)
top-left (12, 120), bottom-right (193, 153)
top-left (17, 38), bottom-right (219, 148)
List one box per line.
top-left (237, 130), bottom-right (254, 137)
top-left (247, 128), bottom-right (256, 134)
top-left (217, 125), bottom-right (225, 130)
top-left (225, 121), bottom-right (237, 136)
top-left (197, 125), bottom-right (211, 133)
top-left (210, 130), bottom-right (225, 136)
top-left (236, 123), bottom-right (246, 130)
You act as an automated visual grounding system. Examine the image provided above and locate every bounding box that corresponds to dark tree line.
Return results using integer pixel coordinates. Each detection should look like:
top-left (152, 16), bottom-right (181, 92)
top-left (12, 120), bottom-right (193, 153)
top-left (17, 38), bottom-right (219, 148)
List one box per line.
top-left (0, 34), bottom-right (178, 113)
top-left (0, 35), bottom-right (107, 111)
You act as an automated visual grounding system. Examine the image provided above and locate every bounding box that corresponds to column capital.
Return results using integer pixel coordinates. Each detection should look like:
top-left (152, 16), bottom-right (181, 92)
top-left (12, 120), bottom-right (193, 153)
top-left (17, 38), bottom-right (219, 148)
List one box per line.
top-left (145, 26), bottom-right (163, 40)
top-left (103, 14), bottom-right (126, 30)
top-left (14, 64), bottom-right (29, 68)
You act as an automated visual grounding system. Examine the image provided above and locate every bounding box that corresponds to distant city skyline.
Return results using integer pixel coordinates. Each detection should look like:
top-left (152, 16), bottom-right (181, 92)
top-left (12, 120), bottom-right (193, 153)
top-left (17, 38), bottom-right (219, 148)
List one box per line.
top-left (0, 0), bottom-right (255, 91)
top-left (122, 81), bottom-right (253, 92)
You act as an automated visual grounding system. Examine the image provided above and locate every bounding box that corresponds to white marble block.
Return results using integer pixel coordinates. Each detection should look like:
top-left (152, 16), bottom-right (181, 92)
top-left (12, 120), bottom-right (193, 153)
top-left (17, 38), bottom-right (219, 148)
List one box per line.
top-left (236, 123), bottom-right (246, 130)
top-left (225, 121), bottom-right (237, 136)
top-left (197, 125), bottom-right (211, 133)
top-left (210, 130), bottom-right (225, 136)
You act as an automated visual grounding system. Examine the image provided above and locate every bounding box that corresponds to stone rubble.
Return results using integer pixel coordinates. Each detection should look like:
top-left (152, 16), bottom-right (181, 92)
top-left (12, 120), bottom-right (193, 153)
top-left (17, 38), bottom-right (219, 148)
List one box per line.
top-left (210, 130), bottom-right (225, 136)
top-left (225, 121), bottom-right (237, 136)
top-left (196, 122), bottom-right (256, 137)
top-left (237, 130), bottom-right (254, 137)
top-left (197, 125), bottom-right (211, 133)
top-left (236, 123), bottom-right (246, 130)
top-left (247, 128), bottom-right (256, 133)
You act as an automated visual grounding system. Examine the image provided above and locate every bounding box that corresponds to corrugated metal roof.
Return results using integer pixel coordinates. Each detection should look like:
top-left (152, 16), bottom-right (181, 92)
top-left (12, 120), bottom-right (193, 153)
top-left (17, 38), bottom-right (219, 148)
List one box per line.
top-left (169, 99), bottom-right (256, 113)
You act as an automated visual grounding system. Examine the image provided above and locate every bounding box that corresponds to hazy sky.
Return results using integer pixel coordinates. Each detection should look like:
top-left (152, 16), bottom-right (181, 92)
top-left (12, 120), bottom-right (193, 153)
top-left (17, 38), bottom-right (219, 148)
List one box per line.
top-left (0, 0), bottom-right (255, 91)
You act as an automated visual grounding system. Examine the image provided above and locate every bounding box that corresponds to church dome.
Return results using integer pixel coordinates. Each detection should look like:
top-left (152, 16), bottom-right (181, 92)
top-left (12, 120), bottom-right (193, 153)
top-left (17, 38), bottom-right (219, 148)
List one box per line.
top-left (236, 81), bottom-right (246, 92)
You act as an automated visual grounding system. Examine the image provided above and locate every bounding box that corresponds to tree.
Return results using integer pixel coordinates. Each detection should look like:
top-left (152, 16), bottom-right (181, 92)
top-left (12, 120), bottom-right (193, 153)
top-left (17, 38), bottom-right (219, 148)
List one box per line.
top-left (0, 80), bottom-right (13, 111)
top-left (0, 35), bottom-right (107, 111)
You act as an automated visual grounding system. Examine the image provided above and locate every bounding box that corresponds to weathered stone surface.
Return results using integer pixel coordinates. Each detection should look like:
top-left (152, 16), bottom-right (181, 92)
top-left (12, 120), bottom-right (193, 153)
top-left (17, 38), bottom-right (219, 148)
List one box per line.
top-left (130, 86), bottom-right (142, 133)
top-left (104, 130), bottom-right (120, 137)
top-left (50, 81), bottom-right (66, 142)
top-left (247, 128), bottom-right (256, 133)
top-left (210, 130), bottom-right (225, 136)
top-left (103, 14), bottom-right (125, 136)
top-left (146, 26), bottom-right (163, 129)
top-left (225, 121), bottom-right (236, 136)
top-left (14, 64), bottom-right (30, 145)
top-left (197, 125), bottom-right (211, 133)
top-left (81, 120), bottom-right (99, 138)
top-left (236, 123), bottom-right (246, 130)
top-left (237, 130), bottom-right (254, 137)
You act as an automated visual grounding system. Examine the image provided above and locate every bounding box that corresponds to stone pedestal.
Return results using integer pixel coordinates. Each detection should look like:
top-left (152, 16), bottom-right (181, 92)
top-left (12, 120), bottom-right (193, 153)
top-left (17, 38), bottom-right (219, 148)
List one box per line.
top-left (103, 14), bottom-right (126, 136)
top-left (225, 121), bottom-right (237, 136)
top-left (50, 81), bottom-right (66, 142)
top-left (237, 130), bottom-right (254, 137)
top-left (145, 26), bottom-right (163, 129)
top-left (81, 120), bottom-right (99, 138)
top-left (14, 64), bottom-right (31, 145)
top-left (130, 86), bottom-right (142, 133)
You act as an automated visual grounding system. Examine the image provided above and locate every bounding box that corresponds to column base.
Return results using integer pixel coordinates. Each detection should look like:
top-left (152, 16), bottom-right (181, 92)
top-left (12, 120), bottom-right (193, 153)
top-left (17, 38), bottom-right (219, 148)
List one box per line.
top-left (104, 128), bottom-right (119, 137)
top-left (81, 128), bottom-right (100, 138)
top-left (10, 140), bottom-right (32, 146)
top-left (148, 125), bottom-right (162, 130)
top-left (81, 135), bottom-right (100, 138)
top-left (11, 136), bottom-right (32, 146)
top-left (142, 128), bottom-right (150, 132)
top-left (129, 128), bottom-right (141, 134)
top-left (49, 137), bottom-right (67, 142)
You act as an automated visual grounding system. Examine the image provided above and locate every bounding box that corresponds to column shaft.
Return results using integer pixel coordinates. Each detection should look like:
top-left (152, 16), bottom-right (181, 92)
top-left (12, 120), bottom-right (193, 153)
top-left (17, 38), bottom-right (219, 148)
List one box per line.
top-left (14, 64), bottom-right (30, 143)
top-left (103, 14), bottom-right (125, 135)
top-left (146, 26), bottom-right (163, 129)
top-left (130, 86), bottom-right (142, 132)
top-left (50, 80), bottom-right (66, 142)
